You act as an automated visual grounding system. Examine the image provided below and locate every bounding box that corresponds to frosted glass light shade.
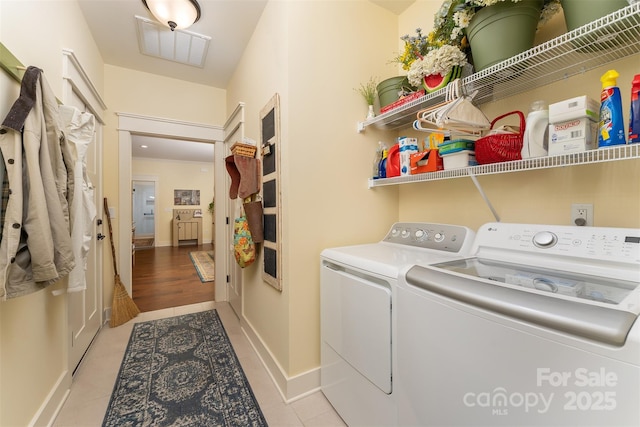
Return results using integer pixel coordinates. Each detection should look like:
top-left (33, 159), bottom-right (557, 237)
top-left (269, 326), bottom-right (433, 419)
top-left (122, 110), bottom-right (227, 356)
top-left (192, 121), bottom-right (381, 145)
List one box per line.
top-left (142, 0), bottom-right (201, 31)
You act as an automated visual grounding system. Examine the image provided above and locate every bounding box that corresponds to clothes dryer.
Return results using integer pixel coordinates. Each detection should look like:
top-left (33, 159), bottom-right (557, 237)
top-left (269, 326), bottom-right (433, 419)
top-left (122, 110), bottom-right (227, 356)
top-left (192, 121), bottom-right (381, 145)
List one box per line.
top-left (320, 222), bottom-right (475, 426)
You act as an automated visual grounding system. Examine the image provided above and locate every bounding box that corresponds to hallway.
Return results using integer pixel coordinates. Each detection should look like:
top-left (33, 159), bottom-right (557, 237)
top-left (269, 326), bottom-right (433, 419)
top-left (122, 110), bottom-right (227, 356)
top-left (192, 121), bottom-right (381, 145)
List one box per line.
top-left (53, 302), bottom-right (346, 426)
top-left (132, 243), bottom-right (215, 312)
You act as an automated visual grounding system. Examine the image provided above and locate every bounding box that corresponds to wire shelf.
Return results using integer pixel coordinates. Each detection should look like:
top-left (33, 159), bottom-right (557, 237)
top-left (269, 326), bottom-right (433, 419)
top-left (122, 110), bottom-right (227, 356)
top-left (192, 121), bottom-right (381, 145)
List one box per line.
top-left (368, 144), bottom-right (640, 188)
top-left (359, 3), bottom-right (640, 132)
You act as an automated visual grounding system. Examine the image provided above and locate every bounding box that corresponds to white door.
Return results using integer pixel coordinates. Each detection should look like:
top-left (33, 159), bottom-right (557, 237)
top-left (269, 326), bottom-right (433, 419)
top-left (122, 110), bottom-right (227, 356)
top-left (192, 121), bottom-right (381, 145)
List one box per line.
top-left (64, 88), bottom-right (103, 373)
top-left (63, 63), bottom-right (106, 372)
top-left (223, 105), bottom-right (245, 317)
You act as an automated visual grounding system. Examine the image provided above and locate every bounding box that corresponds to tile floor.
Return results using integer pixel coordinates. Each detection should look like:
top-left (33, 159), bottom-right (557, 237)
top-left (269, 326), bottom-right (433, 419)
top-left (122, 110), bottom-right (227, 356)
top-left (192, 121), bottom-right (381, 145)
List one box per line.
top-left (53, 301), bottom-right (346, 427)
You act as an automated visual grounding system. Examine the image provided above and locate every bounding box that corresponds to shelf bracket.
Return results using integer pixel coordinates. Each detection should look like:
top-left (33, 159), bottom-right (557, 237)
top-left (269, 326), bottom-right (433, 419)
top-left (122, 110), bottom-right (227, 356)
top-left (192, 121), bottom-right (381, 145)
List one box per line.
top-left (469, 172), bottom-right (500, 222)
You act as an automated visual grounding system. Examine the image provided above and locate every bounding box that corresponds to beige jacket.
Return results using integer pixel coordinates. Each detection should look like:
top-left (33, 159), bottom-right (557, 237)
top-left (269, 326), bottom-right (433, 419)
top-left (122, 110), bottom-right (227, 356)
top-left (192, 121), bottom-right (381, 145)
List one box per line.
top-left (0, 67), bottom-right (74, 300)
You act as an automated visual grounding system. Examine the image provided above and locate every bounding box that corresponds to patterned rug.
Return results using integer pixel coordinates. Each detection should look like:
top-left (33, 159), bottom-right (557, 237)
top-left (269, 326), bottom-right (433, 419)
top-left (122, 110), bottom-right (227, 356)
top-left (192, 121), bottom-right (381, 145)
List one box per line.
top-left (102, 310), bottom-right (267, 426)
top-left (189, 251), bottom-right (215, 282)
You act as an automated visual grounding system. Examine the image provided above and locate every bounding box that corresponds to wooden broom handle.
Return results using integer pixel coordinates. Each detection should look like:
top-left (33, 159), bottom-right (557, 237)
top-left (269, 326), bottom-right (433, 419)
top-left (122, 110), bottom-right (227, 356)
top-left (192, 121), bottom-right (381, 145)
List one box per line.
top-left (104, 197), bottom-right (119, 276)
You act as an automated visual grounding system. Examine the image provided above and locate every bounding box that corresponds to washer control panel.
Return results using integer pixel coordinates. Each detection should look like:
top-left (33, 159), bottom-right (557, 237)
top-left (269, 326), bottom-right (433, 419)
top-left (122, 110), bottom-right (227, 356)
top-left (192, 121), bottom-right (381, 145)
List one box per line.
top-left (477, 222), bottom-right (640, 263)
top-left (383, 222), bottom-right (474, 253)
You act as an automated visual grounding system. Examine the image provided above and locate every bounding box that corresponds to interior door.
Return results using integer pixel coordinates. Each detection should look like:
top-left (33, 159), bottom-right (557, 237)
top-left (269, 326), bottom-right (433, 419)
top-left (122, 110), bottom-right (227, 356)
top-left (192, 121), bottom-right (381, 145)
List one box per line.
top-left (132, 180), bottom-right (156, 246)
top-left (66, 92), bottom-right (103, 373)
top-left (223, 105), bottom-right (245, 317)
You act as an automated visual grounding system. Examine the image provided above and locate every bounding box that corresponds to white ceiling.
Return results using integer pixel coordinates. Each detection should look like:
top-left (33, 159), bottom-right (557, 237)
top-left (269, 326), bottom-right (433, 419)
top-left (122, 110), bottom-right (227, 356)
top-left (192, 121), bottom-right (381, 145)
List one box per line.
top-left (77, 0), bottom-right (413, 162)
top-left (131, 135), bottom-right (214, 162)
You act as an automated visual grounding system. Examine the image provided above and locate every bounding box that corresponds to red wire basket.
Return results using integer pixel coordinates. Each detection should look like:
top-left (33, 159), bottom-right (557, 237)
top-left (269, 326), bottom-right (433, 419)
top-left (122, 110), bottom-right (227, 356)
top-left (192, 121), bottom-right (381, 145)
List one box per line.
top-left (475, 111), bottom-right (525, 165)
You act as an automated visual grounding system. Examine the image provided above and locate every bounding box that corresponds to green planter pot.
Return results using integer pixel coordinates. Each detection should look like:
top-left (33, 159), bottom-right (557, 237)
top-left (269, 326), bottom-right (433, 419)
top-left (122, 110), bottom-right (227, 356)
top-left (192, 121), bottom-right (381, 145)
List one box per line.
top-left (560, 0), bottom-right (628, 31)
top-left (377, 76), bottom-right (407, 108)
top-left (465, 0), bottom-right (543, 71)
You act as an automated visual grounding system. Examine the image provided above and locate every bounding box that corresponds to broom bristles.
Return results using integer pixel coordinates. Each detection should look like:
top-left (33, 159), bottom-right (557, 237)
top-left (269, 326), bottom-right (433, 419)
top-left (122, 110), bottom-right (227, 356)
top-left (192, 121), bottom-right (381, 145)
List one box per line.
top-left (110, 274), bottom-right (140, 327)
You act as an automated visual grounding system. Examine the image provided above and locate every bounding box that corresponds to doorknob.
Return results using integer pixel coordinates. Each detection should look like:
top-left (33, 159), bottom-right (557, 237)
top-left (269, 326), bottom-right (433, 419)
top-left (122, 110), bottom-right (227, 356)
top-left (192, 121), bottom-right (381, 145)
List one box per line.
top-left (97, 233), bottom-right (106, 240)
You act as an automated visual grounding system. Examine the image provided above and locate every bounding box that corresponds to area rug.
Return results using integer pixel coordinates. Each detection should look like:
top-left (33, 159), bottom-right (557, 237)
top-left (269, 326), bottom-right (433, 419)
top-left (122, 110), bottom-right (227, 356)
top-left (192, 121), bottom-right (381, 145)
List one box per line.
top-left (102, 310), bottom-right (267, 426)
top-left (189, 251), bottom-right (215, 282)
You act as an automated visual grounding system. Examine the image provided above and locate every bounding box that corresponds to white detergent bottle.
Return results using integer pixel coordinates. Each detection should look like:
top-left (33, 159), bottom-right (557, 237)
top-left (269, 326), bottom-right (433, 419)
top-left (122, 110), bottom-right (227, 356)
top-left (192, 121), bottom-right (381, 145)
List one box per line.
top-left (521, 100), bottom-right (549, 159)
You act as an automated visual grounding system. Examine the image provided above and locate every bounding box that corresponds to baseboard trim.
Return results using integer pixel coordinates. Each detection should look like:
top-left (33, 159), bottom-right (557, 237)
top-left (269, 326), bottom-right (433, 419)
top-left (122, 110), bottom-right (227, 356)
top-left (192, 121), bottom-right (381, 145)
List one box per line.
top-left (240, 315), bottom-right (320, 403)
top-left (31, 370), bottom-right (71, 427)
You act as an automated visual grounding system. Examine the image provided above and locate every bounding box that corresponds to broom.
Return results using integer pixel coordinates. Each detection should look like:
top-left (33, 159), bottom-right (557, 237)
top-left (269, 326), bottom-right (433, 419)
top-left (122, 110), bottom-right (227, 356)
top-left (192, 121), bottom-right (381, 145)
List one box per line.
top-left (104, 197), bottom-right (140, 327)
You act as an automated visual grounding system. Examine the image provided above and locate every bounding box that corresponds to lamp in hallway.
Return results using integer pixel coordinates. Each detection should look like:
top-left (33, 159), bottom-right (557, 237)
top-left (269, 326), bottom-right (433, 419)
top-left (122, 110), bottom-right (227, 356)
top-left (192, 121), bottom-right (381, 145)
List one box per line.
top-left (142, 0), bottom-right (201, 31)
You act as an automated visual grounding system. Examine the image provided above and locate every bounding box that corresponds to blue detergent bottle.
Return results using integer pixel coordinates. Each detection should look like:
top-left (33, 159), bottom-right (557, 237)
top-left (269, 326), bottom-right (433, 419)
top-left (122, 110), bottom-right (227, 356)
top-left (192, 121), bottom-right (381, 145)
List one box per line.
top-left (598, 70), bottom-right (626, 147)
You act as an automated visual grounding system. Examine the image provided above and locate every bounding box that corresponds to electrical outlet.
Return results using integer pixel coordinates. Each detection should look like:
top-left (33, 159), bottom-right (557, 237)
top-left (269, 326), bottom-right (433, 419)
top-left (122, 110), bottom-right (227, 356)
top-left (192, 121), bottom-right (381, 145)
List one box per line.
top-left (571, 203), bottom-right (593, 226)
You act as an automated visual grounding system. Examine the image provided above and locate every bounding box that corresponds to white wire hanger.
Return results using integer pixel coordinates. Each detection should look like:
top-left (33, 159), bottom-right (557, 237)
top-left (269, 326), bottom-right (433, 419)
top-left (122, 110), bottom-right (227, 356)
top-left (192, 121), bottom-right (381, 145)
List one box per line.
top-left (414, 79), bottom-right (489, 136)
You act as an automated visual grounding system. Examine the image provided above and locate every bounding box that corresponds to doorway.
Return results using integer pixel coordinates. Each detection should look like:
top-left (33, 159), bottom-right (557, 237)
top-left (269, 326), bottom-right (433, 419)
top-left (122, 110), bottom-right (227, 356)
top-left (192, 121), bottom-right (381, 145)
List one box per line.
top-left (132, 180), bottom-right (156, 249)
top-left (117, 113), bottom-right (227, 305)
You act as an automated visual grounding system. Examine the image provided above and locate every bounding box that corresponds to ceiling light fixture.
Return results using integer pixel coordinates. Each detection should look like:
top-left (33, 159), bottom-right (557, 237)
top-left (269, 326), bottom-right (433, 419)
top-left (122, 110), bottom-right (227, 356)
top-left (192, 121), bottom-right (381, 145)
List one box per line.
top-left (142, 0), bottom-right (201, 31)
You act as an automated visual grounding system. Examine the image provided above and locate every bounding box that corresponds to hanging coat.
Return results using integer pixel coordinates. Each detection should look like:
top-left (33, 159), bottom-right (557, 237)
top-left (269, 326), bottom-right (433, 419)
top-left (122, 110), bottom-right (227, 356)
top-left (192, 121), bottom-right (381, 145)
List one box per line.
top-left (0, 66), bottom-right (75, 300)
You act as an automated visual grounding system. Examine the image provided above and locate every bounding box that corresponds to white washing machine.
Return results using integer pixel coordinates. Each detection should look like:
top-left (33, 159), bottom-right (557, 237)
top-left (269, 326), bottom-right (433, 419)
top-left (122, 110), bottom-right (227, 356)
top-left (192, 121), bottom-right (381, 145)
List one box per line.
top-left (397, 222), bottom-right (640, 426)
top-left (320, 222), bottom-right (475, 426)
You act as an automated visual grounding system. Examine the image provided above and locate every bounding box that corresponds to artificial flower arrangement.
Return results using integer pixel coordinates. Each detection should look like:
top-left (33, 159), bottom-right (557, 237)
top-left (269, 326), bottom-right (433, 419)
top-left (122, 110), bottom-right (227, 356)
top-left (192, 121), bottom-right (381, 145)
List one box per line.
top-left (398, 26), bottom-right (468, 93)
top-left (406, 43), bottom-right (468, 91)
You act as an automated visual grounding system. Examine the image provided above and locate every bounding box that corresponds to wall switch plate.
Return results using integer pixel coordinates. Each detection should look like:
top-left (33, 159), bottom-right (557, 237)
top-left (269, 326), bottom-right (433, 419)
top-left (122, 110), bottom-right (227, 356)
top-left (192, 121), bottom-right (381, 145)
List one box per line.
top-left (571, 203), bottom-right (593, 226)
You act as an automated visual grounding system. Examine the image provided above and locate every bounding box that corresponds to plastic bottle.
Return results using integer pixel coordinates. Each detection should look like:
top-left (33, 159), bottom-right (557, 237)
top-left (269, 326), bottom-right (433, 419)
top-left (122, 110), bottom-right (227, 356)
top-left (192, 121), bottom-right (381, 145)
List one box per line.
top-left (372, 141), bottom-right (385, 179)
top-left (378, 148), bottom-right (389, 179)
top-left (521, 100), bottom-right (549, 159)
top-left (629, 74), bottom-right (640, 144)
top-left (598, 69), bottom-right (626, 147)
top-left (399, 137), bottom-right (418, 176)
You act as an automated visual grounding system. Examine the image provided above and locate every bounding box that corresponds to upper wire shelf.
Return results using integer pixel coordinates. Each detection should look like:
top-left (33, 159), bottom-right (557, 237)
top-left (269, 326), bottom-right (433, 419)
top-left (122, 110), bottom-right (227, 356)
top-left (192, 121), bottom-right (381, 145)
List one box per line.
top-left (358, 3), bottom-right (640, 132)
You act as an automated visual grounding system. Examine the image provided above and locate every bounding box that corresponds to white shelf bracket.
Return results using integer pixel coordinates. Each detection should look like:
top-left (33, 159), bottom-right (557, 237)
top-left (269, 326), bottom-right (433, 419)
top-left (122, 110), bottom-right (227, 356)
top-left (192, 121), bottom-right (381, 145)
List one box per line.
top-left (469, 172), bottom-right (500, 223)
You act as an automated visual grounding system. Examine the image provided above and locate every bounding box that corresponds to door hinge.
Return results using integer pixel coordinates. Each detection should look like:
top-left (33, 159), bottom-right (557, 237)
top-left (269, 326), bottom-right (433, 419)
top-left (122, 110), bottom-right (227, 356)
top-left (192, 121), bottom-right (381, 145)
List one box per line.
top-left (226, 275), bottom-right (230, 283)
top-left (226, 217), bottom-right (229, 225)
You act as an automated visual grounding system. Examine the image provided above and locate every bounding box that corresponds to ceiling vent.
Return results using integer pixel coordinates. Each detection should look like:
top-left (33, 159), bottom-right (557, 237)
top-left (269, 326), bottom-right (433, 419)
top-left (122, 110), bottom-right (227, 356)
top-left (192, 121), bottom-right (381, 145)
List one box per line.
top-left (135, 15), bottom-right (210, 68)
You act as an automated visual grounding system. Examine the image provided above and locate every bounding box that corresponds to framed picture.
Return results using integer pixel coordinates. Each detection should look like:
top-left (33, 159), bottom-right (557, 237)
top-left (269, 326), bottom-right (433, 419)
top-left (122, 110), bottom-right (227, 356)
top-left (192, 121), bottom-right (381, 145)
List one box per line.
top-left (174, 189), bottom-right (200, 205)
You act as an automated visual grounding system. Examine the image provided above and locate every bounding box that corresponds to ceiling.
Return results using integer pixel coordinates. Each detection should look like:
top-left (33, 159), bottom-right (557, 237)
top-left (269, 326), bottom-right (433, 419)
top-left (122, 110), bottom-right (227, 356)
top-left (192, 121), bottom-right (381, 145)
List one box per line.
top-left (77, 0), bottom-right (414, 162)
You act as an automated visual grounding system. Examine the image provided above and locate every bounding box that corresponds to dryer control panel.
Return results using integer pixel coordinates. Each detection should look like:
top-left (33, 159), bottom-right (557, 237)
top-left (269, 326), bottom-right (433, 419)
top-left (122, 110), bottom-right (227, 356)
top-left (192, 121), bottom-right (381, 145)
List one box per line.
top-left (382, 222), bottom-right (474, 254)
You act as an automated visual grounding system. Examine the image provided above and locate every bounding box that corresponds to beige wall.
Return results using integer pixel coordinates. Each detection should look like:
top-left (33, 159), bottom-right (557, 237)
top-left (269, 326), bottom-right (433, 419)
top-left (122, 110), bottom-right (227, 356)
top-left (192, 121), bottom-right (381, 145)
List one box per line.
top-left (399, 57), bottom-right (640, 231)
top-left (226, 0), bottom-right (400, 390)
top-left (394, 2), bottom-right (640, 230)
top-left (0, 0), bottom-right (104, 425)
top-left (132, 157), bottom-right (215, 246)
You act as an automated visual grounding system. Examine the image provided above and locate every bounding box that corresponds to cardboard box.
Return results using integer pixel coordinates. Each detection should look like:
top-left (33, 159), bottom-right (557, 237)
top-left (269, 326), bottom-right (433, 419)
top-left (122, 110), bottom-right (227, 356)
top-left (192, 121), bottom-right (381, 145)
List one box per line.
top-left (549, 95), bottom-right (599, 124)
top-left (548, 118), bottom-right (598, 156)
top-left (410, 150), bottom-right (443, 174)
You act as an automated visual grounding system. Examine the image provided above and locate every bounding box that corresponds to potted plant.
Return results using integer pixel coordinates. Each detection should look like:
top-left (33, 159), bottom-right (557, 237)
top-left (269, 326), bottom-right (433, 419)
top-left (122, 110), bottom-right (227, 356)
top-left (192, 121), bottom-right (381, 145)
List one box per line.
top-left (391, 26), bottom-right (468, 94)
top-left (433, 0), bottom-right (561, 71)
top-left (355, 76), bottom-right (379, 120)
top-left (560, 0), bottom-right (629, 31)
top-left (407, 44), bottom-right (468, 93)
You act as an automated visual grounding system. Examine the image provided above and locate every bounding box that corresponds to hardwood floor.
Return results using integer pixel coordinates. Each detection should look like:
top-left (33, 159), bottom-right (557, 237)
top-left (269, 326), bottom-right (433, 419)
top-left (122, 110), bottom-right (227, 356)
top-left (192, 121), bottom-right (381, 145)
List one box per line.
top-left (132, 243), bottom-right (215, 312)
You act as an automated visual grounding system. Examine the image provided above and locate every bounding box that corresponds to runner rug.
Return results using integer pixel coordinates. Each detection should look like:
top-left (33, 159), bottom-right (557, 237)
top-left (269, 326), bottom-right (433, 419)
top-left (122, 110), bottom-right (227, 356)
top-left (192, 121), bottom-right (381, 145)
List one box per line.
top-left (102, 310), bottom-right (267, 426)
top-left (189, 251), bottom-right (215, 283)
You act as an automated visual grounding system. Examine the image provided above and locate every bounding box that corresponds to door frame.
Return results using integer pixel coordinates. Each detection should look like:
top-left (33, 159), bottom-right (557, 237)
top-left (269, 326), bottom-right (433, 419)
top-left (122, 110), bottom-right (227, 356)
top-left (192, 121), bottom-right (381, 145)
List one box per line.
top-left (117, 114), bottom-right (226, 301)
